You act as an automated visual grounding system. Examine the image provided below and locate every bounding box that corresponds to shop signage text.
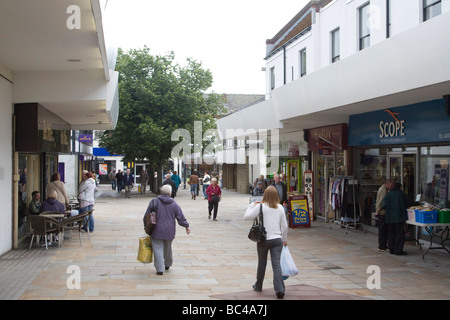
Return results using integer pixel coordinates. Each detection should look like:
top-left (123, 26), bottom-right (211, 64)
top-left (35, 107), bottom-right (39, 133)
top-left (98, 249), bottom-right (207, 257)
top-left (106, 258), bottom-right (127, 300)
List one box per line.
top-left (379, 110), bottom-right (406, 139)
top-left (349, 99), bottom-right (450, 146)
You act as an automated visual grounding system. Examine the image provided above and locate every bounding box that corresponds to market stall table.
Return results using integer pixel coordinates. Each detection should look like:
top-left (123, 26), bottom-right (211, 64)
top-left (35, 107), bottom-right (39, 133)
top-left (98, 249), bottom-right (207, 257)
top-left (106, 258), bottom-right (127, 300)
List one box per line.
top-left (406, 220), bottom-right (450, 259)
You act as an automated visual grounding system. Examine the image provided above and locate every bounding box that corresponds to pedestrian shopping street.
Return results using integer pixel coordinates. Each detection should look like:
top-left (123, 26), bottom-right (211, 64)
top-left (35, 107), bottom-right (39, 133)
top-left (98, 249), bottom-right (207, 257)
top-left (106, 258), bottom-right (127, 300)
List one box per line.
top-left (1, 185), bottom-right (450, 300)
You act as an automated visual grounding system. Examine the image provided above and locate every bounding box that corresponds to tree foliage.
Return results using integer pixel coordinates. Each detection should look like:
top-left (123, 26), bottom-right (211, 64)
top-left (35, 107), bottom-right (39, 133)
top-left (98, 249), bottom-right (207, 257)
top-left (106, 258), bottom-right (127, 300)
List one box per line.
top-left (99, 47), bottom-right (226, 167)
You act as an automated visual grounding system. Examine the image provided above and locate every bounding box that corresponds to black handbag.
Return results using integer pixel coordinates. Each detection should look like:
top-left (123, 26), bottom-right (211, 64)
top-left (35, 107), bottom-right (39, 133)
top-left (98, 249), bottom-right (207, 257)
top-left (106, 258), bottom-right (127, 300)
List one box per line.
top-left (248, 204), bottom-right (267, 242)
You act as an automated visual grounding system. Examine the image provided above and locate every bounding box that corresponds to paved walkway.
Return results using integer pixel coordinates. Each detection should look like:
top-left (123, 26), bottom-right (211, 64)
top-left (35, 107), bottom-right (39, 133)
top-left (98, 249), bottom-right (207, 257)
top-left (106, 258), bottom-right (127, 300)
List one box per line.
top-left (1, 185), bottom-right (450, 300)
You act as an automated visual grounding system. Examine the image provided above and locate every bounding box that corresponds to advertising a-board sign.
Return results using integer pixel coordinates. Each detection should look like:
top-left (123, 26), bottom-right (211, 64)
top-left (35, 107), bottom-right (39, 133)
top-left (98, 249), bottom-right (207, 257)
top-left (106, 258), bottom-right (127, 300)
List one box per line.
top-left (288, 195), bottom-right (311, 228)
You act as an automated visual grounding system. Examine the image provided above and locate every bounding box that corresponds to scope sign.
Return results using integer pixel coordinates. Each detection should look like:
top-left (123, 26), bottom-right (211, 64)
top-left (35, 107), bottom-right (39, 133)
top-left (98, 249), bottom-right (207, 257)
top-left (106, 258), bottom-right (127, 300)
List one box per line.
top-left (379, 120), bottom-right (406, 138)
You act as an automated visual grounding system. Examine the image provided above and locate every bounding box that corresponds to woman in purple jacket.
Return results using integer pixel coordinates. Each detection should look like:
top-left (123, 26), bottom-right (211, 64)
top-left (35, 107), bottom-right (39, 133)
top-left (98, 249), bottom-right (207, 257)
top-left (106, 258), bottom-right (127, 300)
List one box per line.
top-left (145, 184), bottom-right (190, 275)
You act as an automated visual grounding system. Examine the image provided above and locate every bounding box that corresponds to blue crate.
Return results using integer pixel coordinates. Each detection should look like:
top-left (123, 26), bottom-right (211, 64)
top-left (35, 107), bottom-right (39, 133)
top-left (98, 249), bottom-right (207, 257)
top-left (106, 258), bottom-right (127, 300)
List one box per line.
top-left (415, 210), bottom-right (438, 223)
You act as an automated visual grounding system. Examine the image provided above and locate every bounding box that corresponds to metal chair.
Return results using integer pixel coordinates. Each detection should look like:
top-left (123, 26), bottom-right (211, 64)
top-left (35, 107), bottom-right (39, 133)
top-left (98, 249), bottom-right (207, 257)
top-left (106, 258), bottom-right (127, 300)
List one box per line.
top-left (29, 215), bottom-right (62, 250)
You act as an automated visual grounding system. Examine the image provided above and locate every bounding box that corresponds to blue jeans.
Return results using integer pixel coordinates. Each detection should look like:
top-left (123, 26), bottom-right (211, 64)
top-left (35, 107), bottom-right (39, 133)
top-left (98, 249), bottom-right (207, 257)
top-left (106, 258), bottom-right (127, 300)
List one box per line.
top-left (80, 205), bottom-right (94, 232)
top-left (190, 184), bottom-right (197, 196)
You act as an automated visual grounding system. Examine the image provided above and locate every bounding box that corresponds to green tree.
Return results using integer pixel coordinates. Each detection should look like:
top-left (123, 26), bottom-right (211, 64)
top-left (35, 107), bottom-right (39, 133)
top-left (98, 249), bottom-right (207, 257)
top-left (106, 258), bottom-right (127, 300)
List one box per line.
top-left (99, 47), bottom-right (226, 169)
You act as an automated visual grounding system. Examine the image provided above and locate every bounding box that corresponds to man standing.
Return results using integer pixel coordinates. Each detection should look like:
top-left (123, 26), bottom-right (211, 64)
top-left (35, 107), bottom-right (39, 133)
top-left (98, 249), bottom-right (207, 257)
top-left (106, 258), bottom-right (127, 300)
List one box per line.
top-left (376, 179), bottom-right (392, 251)
top-left (123, 169), bottom-right (134, 198)
top-left (109, 169), bottom-right (116, 190)
top-left (140, 169), bottom-right (149, 194)
top-left (382, 182), bottom-right (415, 256)
top-left (271, 173), bottom-right (287, 206)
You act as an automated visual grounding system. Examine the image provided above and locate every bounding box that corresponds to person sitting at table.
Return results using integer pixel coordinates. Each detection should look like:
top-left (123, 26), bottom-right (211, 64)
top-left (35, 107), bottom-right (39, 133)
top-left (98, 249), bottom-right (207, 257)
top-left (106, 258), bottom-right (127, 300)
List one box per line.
top-left (40, 190), bottom-right (66, 215)
top-left (46, 172), bottom-right (69, 209)
top-left (29, 191), bottom-right (42, 215)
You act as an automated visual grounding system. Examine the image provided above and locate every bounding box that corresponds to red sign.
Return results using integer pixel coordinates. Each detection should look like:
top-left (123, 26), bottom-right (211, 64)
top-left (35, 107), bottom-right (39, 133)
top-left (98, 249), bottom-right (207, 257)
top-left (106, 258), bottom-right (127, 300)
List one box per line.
top-left (307, 123), bottom-right (348, 152)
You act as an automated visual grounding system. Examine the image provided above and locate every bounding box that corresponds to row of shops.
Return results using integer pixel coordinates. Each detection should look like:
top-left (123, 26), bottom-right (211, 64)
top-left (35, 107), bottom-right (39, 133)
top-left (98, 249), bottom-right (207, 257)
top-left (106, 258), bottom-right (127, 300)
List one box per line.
top-left (243, 98), bottom-right (450, 228)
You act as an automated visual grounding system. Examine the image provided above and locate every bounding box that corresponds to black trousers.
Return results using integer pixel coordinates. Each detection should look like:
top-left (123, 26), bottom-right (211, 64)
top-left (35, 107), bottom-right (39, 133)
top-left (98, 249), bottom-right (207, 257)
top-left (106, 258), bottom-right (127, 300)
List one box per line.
top-left (378, 215), bottom-right (388, 250)
top-left (387, 222), bottom-right (405, 254)
top-left (208, 200), bottom-right (219, 219)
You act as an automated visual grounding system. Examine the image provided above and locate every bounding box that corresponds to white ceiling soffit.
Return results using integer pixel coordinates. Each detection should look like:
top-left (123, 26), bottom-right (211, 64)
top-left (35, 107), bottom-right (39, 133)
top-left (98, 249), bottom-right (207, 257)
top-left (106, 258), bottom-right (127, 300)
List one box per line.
top-left (0, 0), bottom-right (104, 74)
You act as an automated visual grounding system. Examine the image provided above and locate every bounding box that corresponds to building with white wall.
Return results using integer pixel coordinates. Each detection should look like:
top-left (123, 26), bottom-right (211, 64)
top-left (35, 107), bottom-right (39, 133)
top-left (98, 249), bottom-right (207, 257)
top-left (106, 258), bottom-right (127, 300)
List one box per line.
top-left (0, 0), bottom-right (119, 255)
top-left (217, 0), bottom-right (450, 222)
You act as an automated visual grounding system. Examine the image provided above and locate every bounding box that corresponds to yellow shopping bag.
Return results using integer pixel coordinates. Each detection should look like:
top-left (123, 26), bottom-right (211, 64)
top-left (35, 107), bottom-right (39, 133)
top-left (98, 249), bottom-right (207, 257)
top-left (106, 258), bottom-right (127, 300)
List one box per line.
top-left (137, 236), bottom-right (153, 263)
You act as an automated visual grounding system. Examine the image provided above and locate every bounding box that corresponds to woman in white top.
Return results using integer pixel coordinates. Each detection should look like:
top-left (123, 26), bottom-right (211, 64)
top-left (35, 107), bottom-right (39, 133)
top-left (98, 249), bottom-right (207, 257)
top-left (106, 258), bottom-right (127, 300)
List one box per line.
top-left (244, 186), bottom-right (288, 299)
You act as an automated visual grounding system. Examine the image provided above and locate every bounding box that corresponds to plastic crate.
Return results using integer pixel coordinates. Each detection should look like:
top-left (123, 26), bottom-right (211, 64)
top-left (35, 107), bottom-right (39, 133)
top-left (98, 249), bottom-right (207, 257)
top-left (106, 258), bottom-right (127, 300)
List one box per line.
top-left (407, 209), bottom-right (415, 221)
top-left (415, 210), bottom-right (438, 223)
top-left (439, 210), bottom-right (450, 223)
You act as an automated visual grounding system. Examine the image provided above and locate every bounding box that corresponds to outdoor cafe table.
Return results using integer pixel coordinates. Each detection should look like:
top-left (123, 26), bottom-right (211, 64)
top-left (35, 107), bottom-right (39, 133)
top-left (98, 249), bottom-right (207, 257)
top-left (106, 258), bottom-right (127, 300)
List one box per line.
top-left (39, 213), bottom-right (65, 247)
top-left (406, 220), bottom-right (450, 259)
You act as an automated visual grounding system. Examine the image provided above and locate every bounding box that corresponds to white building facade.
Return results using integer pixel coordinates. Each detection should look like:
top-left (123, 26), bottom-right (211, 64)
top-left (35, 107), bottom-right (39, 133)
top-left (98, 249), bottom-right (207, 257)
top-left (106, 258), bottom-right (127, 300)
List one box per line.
top-left (217, 0), bottom-right (450, 222)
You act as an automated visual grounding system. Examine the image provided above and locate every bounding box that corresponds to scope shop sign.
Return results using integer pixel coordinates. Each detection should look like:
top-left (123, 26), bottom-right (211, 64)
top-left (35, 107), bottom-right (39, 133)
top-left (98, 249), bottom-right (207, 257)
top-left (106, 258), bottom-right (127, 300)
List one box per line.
top-left (349, 99), bottom-right (450, 146)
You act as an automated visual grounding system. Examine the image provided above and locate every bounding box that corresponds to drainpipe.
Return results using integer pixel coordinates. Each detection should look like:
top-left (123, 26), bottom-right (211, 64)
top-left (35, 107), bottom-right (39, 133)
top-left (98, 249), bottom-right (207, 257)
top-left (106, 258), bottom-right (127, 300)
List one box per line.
top-left (283, 45), bottom-right (287, 85)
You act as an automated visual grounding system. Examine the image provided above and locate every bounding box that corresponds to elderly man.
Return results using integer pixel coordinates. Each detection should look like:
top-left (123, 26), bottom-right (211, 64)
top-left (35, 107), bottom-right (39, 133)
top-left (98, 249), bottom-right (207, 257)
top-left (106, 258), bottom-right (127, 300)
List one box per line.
top-left (376, 179), bottom-right (393, 251)
top-left (144, 184), bottom-right (190, 275)
top-left (270, 173), bottom-right (287, 205)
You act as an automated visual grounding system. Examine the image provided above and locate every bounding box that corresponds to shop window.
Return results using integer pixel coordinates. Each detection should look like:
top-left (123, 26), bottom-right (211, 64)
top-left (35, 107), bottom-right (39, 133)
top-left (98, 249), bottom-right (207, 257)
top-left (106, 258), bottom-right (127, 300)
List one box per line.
top-left (420, 146), bottom-right (450, 207)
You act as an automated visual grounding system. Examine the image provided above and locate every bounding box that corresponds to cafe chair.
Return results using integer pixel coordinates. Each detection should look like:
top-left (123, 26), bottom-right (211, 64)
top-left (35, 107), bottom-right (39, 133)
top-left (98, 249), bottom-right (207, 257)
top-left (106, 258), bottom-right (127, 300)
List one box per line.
top-left (61, 210), bottom-right (94, 246)
top-left (29, 215), bottom-right (62, 250)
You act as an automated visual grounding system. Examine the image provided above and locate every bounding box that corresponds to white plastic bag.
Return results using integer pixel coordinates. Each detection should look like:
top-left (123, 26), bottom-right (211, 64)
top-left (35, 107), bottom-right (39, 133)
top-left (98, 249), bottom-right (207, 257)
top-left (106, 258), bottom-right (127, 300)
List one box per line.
top-left (280, 245), bottom-right (298, 279)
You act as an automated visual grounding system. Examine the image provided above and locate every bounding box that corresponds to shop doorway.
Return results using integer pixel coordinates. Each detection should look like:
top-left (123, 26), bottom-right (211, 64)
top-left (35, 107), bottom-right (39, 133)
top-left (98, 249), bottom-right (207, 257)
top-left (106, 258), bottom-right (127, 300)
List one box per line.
top-left (388, 152), bottom-right (418, 200)
top-left (315, 152), bottom-right (345, 220)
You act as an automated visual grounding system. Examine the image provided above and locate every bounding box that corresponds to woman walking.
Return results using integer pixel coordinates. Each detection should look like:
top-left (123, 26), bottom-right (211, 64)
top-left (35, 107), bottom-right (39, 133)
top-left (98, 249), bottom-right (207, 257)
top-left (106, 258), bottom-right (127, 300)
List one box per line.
top-left (146, 185), bottom-right (190, 275)
top-left (205, 177), bottom-right (221, 221)
top-left (244, 186), bottom-right (288, 299)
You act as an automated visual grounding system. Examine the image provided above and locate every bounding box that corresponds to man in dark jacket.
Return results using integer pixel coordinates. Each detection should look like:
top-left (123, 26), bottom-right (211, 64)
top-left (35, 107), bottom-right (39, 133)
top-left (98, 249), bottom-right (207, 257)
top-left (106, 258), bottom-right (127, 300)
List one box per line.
top-left (382, 182), bottom-right (415, 256)
top-left (271, 173), bottom-right (288, 205)
top-left (162, 174), bottom-right (177, 198)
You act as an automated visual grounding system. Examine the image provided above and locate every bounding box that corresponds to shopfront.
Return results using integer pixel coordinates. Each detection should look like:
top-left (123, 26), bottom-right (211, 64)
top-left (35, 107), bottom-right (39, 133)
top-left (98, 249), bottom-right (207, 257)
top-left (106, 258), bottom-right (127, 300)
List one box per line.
top-left (349, 98), bottom-right (450, 225)
top-left (306, 124), bottom-right (348, 221)
top-left (14, 103), bottom-right (70, 246)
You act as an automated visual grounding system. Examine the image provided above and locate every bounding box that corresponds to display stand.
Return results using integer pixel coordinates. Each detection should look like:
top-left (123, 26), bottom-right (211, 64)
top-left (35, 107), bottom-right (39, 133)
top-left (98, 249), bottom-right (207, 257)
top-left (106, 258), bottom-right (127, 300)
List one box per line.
top-left (329, 176), bottom-right (366, 234)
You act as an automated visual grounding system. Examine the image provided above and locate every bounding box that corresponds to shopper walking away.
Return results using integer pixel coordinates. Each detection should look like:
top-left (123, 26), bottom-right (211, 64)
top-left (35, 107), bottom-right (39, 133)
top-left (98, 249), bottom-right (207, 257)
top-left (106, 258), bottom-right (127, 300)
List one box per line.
top-left (244, 186), bottom-right (288, 299)
top-left (144, 185), bottom-right (190, 275)
top-left (202, 171), bottom-right (211, 199)
top-left (140, 170), bottom-right (148, 194)
top-left (205, 177), bottom-right (221, 221)
top-left (171, 171), bottom-right (182, 197)
top-left (123, 169), bottom-right (134, 198)
top-left (188, 170), bottom-right (199, 200)
top-left (162, 174), bottom-right (176, 198)
top-left (116, 170), bottom-right (124, 193)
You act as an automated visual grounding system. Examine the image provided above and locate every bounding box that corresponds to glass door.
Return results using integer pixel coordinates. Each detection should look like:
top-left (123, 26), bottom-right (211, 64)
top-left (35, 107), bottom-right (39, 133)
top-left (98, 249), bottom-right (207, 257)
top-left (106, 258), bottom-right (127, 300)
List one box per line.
top-left (388, 152), bottom-right (417, 201)
top-left (315, 153), bottom-right (336, 220)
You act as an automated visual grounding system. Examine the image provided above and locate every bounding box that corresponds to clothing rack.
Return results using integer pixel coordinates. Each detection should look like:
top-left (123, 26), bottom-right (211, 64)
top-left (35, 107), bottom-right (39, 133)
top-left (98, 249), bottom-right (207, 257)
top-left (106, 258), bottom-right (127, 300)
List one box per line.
top-left (329, 176), bottom-right (366, 234)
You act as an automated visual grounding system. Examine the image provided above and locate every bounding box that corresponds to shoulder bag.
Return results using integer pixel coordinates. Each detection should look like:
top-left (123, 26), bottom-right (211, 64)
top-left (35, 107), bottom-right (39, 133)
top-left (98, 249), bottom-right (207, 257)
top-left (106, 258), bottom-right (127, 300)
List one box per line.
top-left (144, 198), bottom-right (159, 235)
top-left (248, 204), bottom-right (267, 242)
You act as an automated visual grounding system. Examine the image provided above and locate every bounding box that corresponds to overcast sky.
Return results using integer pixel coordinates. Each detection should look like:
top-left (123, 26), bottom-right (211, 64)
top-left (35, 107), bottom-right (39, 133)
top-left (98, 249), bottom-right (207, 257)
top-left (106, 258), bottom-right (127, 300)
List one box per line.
top-left (105, 0), bottom-right (310, 94)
